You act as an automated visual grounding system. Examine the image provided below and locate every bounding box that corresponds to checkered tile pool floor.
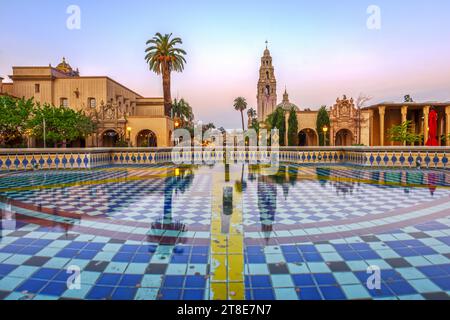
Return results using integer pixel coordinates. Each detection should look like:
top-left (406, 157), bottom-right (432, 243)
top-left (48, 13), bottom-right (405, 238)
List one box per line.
top-left (0, 164), bottom-right (449, 300)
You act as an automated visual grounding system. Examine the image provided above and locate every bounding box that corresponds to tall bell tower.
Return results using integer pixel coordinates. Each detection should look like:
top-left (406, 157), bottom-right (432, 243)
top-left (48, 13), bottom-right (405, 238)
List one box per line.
top-left (257, 42), bottom-right (277, 122)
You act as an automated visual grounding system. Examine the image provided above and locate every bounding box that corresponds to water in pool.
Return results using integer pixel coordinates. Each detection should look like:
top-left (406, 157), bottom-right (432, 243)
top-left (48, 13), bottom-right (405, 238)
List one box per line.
top-left (0, 164), bottom-right (449, 300)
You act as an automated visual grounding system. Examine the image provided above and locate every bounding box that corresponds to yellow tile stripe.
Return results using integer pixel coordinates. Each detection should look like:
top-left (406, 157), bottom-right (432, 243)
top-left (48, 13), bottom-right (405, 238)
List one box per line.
top-left (210, 168), bottom-right (245, 300)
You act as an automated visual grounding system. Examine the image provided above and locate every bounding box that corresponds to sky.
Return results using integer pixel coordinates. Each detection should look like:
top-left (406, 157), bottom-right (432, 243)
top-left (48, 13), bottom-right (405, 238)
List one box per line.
top-left (1, 0), bottom-right (450, 128)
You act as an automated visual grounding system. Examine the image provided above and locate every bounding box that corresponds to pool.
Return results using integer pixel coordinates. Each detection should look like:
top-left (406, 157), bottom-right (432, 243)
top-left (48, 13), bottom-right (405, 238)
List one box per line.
top-left (0, 163), bottom-right (449, 300)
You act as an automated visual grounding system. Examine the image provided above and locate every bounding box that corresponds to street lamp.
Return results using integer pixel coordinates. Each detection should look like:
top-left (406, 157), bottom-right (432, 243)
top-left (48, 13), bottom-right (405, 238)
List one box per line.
top-left (322, 126), bottom-right (329, 146)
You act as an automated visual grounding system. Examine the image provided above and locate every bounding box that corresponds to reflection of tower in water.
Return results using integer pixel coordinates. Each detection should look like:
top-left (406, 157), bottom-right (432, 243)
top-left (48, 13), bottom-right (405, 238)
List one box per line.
top-left (257, 176), bottom-right (277, 242)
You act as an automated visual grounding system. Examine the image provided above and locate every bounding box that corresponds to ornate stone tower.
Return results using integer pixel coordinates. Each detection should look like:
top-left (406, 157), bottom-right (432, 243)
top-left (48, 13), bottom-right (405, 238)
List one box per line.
top-left (257, 42), bottom-right (277, 122)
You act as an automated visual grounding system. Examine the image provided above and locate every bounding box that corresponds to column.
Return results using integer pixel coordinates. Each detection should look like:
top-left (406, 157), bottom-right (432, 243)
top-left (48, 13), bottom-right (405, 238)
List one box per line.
top-left (285, 112), bottom-right (289, 146)
top-left (446, 106), bottom-right (450, 146)
top-left (379, 106), bottom-right (386, 146)
top-left (401, 106), bottom-right (408, 146)
top-left (423, 106), bottom-right (430, 146)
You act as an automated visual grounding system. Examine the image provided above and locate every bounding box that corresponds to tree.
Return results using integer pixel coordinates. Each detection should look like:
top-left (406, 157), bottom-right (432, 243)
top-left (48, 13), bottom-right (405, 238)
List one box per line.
top-left (288, 107), bottom-right (298, 146)
top-left (247, 108), bottom-right (256, 121)
top-left (145, 33), bottom-right (187, 116)
top-left (388, 120), bottom-right (421, 145)
top-left (316, 106), bottom-right (330, 146)
top-left (404, 95), bottom-right (414, 103)
top-left (266, 107), bottom-right (286, 146)
top-left (0, 96), bottom-right (35, 147)
top-left (172, 98), bottom-right (194, 127)
top-left (233, 97), bottom-right (247, 132)
top-left (28, 103), bottom-right (96, 147)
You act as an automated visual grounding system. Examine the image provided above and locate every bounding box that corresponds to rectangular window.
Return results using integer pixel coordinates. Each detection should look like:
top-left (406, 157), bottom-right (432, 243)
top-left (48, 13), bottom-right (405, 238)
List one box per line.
top-left (89, 98), bottom-right (96, 108)
top-left (35, 84), bottom-right (40, 93)
top-left (60, 98), bottom-right (68, 108)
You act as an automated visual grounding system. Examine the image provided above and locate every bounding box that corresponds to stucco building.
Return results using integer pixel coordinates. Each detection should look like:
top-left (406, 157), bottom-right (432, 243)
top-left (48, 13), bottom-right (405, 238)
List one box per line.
top-left (257, 46), bottom-right (450, 147)
top-left (1, 58), bottom-right (174, 147)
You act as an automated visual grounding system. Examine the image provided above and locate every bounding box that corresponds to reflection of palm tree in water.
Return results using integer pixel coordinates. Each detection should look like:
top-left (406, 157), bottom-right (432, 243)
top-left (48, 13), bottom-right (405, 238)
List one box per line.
top-left (151, 167), bottom-right (195, 234)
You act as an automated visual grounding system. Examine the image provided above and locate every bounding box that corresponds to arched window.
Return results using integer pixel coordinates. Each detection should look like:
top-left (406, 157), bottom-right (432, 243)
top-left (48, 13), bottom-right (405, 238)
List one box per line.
top-left (265, 85), bottom-right (270, 95)
top-left (266, 71), bottom-right (269, 79)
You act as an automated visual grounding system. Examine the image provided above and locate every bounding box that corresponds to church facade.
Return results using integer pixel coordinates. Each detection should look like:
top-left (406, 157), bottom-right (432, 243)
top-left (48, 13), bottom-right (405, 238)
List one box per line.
top-left (1, 58), bottom-right (174, 148)
top-left (256, 46), bottom-right (450, 147)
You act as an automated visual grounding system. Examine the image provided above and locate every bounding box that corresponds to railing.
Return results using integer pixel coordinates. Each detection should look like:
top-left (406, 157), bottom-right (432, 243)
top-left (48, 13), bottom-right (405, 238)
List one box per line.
top-left (0, 146), bottom-right (448, 171)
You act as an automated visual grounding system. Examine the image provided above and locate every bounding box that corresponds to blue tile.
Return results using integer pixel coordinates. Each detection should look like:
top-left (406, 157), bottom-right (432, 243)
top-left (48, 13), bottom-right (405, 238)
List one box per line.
top-left (53, 270), bottom-right (71, 282)
top-left (387, 281), bottom-right (418, 296)
top-left (280, 245), bottom-right (298, 254)
top-left (31, 268), bottom-right (59, 281)
top-left (191, 246), bottom-right (209, 255)
top-left (159, 288), bottom-right (182, 300)
top-left (112, 252), bottom-right (134, 262)
top-left (247, 255), bottom-right (266, 264)
top-left (163, 276), bottom-right (185, 288)
top-left (284, 253), bottom-right (303, 263)
top-left (246, 246), bottom-right (263, 255)
top-left (431, 277), bottom-right (450, 291)
top-left (40, 281), bottom-right (67, 296)
top-left (340, 251), bottom-right (362, 261)
top-left (252, 289), bottom-right (275, 300)
top-left (251, 275), bottom-right (271, 288)
top-left (292, 274), bottom-right (315, 287)
top-left (97, 273), bottom-right (122, 286)
top-left (367, 283), bottom-right (395, 298)
top-left (314, 274), bottom-right (337, 286)
top-left (171, 255), bottom-right (189, 264)
top-left (77, 250), bottom-right (97, 260)
top-left (298, 287), bottom-right (322, 300)
top-left (185, 276), bottom-right (206, 288)
top-left (84, 243), bottom-right (105, 251)
top-left (0, 264), bottom-right (17, 276)
top-left (303, 253), bottom-right (323, 262)
top-left (298, 245), bottom-right (318, 253)
top-left (183, 289), bottom-right (204, 300)
top-left (119, 274), bottom-right (142, 287)
top-left (56, 249), bottom-right (79, 258)
top-left (19, 246), bottom-right (42, 255)
top-left (190, 255), bottom-right (208, 264)
top-left (16, 279), bottom-right (47, 294)
top-left (132, 254), bottom-right (152, 263)
top-left (119, 245), bottom-right (140, 253)
top-left (112, 287), bottom-right (137, 300)
top-left (12, 238), bottom-right (35, 246)
top-left (320, 286), bottom-right (346, 300)
top-left (418, 266), bottom-right (447, 278)
top-left (65, 242), bottom-right (88, 250)
top-left (87, 285), bottom-right (114, 300)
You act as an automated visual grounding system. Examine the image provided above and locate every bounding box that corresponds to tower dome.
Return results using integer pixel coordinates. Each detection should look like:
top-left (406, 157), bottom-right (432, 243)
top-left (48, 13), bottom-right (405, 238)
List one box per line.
top-left (277, 88), bottom-right (299, 111)
top-left (55, 57), bottom-right (79, 76)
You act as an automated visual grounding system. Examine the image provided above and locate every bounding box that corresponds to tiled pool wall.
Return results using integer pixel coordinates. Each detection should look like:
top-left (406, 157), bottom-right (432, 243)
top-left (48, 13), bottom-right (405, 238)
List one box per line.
top-left (0, 147), bottom-right (449, 171)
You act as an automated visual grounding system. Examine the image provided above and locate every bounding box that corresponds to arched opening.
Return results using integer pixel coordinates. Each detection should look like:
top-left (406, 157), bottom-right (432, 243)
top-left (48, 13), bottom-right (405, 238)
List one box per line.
top-left (298, 129), bottom-right (318, 146)
top-left (137, 130), bottom-right (157, 147)
top-left (335, 129), bottom-right (354, 146)
top-left (102, 130), bottom-right (118, 147)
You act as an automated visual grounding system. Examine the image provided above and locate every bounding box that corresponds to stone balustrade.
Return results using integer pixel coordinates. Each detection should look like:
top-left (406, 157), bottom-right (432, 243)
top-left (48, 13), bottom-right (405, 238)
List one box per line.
top-left (0, 146), bottom-right (448, 171)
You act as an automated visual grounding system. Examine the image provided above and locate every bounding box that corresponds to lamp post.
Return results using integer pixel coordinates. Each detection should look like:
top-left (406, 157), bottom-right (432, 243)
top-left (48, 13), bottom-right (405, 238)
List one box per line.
top-left (322, 126), bottom-right (328, 146)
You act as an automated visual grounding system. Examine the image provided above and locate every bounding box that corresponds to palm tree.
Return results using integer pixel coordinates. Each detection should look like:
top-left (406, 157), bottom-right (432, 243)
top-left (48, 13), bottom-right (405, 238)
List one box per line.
top-left (247, 108), bottom-right (256, 121)
top-left (145, 33), bottom-right (187, 116)
top-left (172, 98), bottom-right (194, 126)
top-left (233, 97), bottom-right (248, 131)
